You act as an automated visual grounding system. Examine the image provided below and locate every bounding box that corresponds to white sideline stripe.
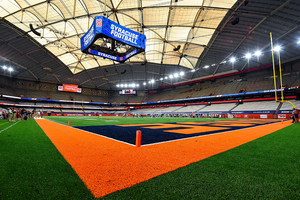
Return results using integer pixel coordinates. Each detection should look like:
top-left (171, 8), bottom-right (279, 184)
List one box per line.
top-left (40, 119), bottom-right (135, 147)
top-left (0, 121), bottom-right (20, 133)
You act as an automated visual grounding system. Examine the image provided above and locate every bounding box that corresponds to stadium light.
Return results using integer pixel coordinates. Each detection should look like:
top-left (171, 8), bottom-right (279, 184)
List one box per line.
top-left (174, 73), bottom-right (179, 77)
top-left (151, 79), bottom-right (155, 83)
top-left (160, 78), bottom-right (163, 81)
top-left (229, 57), bottom-right (236, 63)
top-left (254, 50), bottom-right (262, 57)
top-left (204, 65), bottom-right (209, 69)
top-left (116, 84), bottom-right (119, 87)
top-left (120, 84), bottom-right (123, 87)
top-left (297, 40), bottom-right (300, 44)
top-left (169, 75), bottom-right (173, 79)
top-left (136, 84), bottom-right (139, 87)
top-left (273, 46), bottom-right (281, 52)
top-left (165, 76), bottom-right (168, 79)
top-left (191, 69), bottom-right (195, 72)
top-left (124, 84), bottom-right (127, 87)
top-left (245, 53), bottom-right (252, 59)
top-left (2, 66), bottom-right (7, 70)
top-left (143, 82), bottom-right (146, 85)
top-left (180, 72), bottom-right (184, 76)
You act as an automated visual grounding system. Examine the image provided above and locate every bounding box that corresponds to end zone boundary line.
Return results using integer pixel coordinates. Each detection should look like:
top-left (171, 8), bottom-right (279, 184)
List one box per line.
top-left (37, 118), bottom-right (135, 147)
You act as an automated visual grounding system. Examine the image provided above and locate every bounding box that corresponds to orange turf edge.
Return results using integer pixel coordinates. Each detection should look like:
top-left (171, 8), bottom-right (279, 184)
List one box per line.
top-left (35, 119), bottom-right (291, 198)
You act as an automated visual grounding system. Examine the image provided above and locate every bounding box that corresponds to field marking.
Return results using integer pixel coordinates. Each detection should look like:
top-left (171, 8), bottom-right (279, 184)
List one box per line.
top-left (0, 122), bottom-right (9, 126)
top-left (72, 119), bottom-right (285, 147)
top-left (0, 121), bottom-right (20, 133)
top-left (104, 120), bottom-right (119, 122)
top-left (35, 118), bottom-right (292, 198)
top-left (142, 120), bottom-right (286, 147)
top-left (40, 119), bottom-right (135, 147)
top-left (42, 118), bottom-right (288, 147)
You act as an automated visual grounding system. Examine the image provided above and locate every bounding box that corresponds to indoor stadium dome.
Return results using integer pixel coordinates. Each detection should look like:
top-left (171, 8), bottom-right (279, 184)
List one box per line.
top-left (0, 0), bottom-right (299, 90)
top-left (1, 0), bottom-right (300, 199)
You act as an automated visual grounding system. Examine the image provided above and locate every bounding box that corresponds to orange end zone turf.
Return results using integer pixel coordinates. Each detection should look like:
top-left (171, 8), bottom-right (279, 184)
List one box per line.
top-left (35, 119), bottom-right (291, 198)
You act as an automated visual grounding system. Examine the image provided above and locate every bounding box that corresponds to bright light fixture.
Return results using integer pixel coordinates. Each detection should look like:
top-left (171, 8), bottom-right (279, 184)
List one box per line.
top-left (116, 84), bottom-right (119, 87)
top-left (165, 76), bottom-right (168, 79)
top-left (229, 57), bottom-right (236, 63)
top-left (2, 66), bottom-right (7, 69)
top-left (151, 79), bottom-right (155, 83)
top-left (136, 84), bottom-right (139, 87)
top-left (273, 46), bottom-right (281, 52)
top-left (160, 78), bottom-right (163, 81)
top-left (174, 73), bottom-right (179, 77)
top-left (191, 69), bottom-right (195, 72)
top-left (169, 75), bottom-right (173, 79)
top-left (120, 84), bottom-right (124, 87)
top-left (180, 72), bottom-right (184, 76)
top-left (254, 50), bottom-right (262, 57)
top-left (204, 65), bottom-right (209, 69)
top-left (143, 82), bottom-right (146, 85)
top-left (245, 53), bottom-right (252, 59)
top-left (8, 67), bottom-right (13, 72)
top-left (124, 84), bottom-right (127, 87)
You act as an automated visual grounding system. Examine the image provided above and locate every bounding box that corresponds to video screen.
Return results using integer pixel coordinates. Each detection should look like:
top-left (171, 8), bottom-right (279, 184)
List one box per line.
top-left (119, 89), bottom-right (136, 95)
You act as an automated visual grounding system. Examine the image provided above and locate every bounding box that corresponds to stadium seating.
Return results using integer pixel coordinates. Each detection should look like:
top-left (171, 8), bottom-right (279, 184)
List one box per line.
top-left (200, 103), bottom-right (237, 112)
top-left (232, 101), bottom-right (279, 111)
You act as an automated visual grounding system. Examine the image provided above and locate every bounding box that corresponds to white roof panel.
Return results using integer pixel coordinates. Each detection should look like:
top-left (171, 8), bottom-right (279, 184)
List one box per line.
top-left (1, 0), bottom-right (236, 73)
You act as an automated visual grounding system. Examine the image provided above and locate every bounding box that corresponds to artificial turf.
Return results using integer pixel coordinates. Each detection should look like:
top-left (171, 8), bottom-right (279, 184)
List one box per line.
top-left (0, 119), bottom-right (94, 199)
top-left (102, 122), bottom-right (300, 199)
top-left (1, 118), bottom-right (299, 199)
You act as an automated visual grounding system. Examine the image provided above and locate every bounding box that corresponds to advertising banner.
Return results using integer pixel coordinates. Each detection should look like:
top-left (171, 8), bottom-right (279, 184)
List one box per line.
top-left (278, 114), bottom-right (286, 119)
top-left (58, 84), bottom-right (82, 93)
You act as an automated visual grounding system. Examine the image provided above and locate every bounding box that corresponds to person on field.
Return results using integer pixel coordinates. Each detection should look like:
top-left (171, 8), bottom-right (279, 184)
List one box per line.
top-left (292, 108), bottom-right (297, 123)
top-left (21, 108), bottom-right (25, 120)
top-left (8, 108), bottom-right (13, 122)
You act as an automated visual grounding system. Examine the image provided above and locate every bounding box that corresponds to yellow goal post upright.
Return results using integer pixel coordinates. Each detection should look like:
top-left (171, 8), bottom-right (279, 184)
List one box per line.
top-left (270, 32), bottom-right (296, 109)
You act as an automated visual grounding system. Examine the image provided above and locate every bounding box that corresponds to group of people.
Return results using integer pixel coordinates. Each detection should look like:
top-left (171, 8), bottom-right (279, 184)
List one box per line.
top-left (2, 108), bottom-right (43, 122)
top-left (2, 108), bottom-right (31, 122)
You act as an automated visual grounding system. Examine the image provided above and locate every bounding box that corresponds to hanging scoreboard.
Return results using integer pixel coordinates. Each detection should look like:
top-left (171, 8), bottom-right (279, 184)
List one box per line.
top-left (81, 16), bottom-right (146, 62)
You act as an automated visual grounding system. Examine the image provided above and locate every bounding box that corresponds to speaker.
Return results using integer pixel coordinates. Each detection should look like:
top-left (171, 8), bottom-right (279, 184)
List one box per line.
top-left (29, 24), bottom-right (41, 36)
top-left (231, 17), bottom-right (239, 25)
top-left (173, 45), bottom-right (181, 51)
